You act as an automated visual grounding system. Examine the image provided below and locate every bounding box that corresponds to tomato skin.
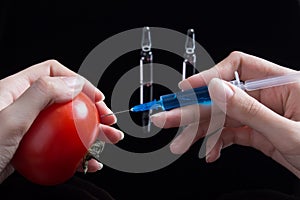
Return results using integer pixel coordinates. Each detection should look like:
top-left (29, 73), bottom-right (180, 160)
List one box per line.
top-left (11, 92), bottom-right (99, 185)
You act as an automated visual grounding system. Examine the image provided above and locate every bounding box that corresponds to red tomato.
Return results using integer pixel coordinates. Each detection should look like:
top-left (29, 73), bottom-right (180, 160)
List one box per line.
top-left (11, 92), bottom-right (100, 185)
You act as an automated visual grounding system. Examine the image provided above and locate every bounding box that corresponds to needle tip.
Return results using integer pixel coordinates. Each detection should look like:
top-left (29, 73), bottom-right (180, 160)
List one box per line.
top-left (101, 109), bottom-right (130, 118)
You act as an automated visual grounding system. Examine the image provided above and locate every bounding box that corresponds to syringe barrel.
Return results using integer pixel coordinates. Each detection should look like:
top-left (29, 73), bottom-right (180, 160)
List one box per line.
top-left (160, 86), bottom-right (211, 111)
top-left (244, 72), bottom-right (300, 91)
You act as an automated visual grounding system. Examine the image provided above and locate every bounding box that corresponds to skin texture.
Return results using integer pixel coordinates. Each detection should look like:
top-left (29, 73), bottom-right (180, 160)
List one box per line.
top-left (151, 51), bottom-right (300, 179)
top-left (0, 60), bottom-right (124, 183)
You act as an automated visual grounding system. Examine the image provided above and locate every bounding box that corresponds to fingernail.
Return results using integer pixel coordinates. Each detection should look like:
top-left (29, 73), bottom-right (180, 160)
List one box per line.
top-left (119, 131), bottom-right (124, 140)
top-left (178, 80), bottom-right (188, 90)
top-left (150, 112), bottom-right (164, 119)
top-left (170, 134), bottom-right (192, 155)
top-left (150, 112), bottom-right (166, 127)
top-left (61, 76), bottom-right (84, 89)
top-left (205, 153), bottom-right (211, 163)
top-left (206, 156), bottom-right (211, 163)
top-left (170, 140), bottom-right (180, 154)
top-left (170, 132), bottom-right (185, 154)
top-left (97, 89), bottom-right (105, 101)
top-left (170, 139), bottom-right (188, 155)
top-left (98, 162), bottom-right (103, 170)
top-left (97, 101), bottom-right (117, 124)
top-left (208, 78), bottom-right (234, 102)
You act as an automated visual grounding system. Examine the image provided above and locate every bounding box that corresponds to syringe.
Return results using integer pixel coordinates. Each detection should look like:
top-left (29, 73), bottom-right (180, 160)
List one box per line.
top-left (101, 71), bottom-right (300, 118)
top-left (130, 71), bottom-right (300, 112)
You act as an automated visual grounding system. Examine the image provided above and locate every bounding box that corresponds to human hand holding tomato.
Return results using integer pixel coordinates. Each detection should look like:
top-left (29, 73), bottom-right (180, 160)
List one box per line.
top-left (12, 92), bottom-right (105, 185)
top-left (0, 60), bottom-right (124, 184)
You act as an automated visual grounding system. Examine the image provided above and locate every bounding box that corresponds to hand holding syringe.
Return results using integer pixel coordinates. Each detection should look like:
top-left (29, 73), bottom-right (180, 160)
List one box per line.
top-left (101, 71), bottom-right (300, 117)
top-left (146, 52), bottom-right (300, 180)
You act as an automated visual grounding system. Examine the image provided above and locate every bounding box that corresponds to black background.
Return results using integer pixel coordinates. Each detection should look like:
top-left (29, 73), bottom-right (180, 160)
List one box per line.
top-left (1, 0), bottom-right (300, 199)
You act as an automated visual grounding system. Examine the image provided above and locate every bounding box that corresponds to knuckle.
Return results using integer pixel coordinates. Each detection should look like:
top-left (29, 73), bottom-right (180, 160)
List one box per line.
top-left (164, 115), bottom-right (173, 127)
top-left (243, 100), bottom-right (263, 119)
top-left (164, 112), bottom-right (179, 128)
top-left (42, 59), bottom-right (67, 74)
top-left (43, 59), bottom-right (61, 67)
top-left (34, 76), bottom-right (56, 95)
top-left (228, 51), bottom-right (243, 59)
top-left (42, 59), bottom-right (73, 77)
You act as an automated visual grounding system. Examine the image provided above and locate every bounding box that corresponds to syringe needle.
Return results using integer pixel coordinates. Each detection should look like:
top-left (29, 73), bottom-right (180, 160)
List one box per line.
top-left (100, 110), bottom-right (130, 118)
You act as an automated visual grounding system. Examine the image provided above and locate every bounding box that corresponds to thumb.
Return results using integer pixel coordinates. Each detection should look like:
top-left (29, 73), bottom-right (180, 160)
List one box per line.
top-left (208, 78), bottom-right (292, 142)
top-left (0, 76), bottom-right (85, 142)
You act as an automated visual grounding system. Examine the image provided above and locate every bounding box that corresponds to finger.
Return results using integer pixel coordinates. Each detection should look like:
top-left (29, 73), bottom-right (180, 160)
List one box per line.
top-left (2, 60), bottom-right (104, 105)
top-left (223, 127), bottom-right (276, 155)
top-left (224, 127), bottom-right (300, 177)
top-left (202, 125), bottom-right (223, 159)
top-left (0, 165), bottom-right (14, 184)
top-left (206, 126), bottom-right (275, 163)
top-left (77, 159), bottom-right (103, 173)
top-left (179, 51), bottom-right (295, 90)
top-left (205, 137), bottom-right (223, 163)
top-left (208, 78), bottom-right (298, 150)
top-left (150, 104), bottom-right (212, 128)
top-left (96, 101), bottom-right (117, 125)
top-left (97, 124), bottom-right (124, 144)
top-left (205, 127), bottom-right (300, 176)
top-left (170, 121), bottom-right (210, 154)
top-left (0, 76), bottom-right (85, 143)
top-left (38, 60), bottom-right (104, 102)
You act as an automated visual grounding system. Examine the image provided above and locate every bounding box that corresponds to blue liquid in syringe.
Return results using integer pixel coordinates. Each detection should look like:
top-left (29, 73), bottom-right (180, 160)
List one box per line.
top-left (131, 85), bottom-right (211, 112)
